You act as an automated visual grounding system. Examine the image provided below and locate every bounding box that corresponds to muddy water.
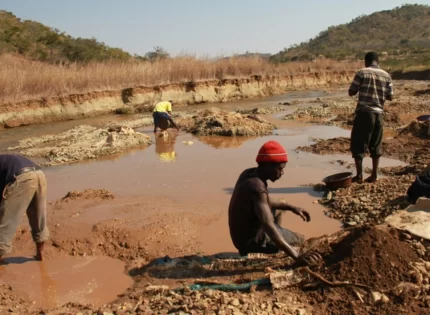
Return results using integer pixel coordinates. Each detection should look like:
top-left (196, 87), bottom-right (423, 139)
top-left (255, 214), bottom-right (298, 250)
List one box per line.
top-left (38, 124), bottom-right (405, 254)
top-left (0, 256), bottom-right (132, 308)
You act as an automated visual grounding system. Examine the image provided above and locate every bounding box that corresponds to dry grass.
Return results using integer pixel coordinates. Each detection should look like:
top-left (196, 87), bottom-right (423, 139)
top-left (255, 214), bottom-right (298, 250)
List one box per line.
top-left (0, 54), bottom-right (360, 103)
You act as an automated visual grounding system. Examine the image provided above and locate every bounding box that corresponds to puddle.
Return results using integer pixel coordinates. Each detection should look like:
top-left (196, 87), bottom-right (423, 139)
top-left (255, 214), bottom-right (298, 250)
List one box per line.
top-left (0, 256), bottom-right (132, 308)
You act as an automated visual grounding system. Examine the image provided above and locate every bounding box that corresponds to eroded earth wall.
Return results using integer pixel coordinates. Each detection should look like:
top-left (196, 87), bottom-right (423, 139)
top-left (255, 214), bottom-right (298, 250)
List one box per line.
top-left (0, 72), bottom-right (353, 129)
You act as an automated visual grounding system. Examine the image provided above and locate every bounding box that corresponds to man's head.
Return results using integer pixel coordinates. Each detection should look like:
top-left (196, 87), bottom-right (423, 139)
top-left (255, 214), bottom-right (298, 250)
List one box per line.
top-left (364, 52), bottom-right (379, 67)
top-left (256, 141), bottom-right (288, 182)
top-left (169, 100), bottom-right (175, 106)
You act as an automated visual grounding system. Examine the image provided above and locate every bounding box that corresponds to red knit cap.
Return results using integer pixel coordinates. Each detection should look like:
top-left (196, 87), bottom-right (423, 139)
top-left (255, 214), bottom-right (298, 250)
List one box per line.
top-left (256, 141), bottom-right (288, 163)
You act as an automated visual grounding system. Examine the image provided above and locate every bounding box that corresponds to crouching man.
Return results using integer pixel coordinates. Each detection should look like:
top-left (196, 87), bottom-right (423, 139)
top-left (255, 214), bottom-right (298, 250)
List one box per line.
top-left (0, 154), bottom-right (49, 262)
top-left (228, 141), bottom-right (321, 265)
top-left (152, 100), bottom-right (179, 133)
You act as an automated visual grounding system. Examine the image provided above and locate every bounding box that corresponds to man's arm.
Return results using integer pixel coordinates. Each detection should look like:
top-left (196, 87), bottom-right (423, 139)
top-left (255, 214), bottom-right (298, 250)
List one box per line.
top-left (270, 198), bottom-right (296, 210)
top-left (270, 198), bottom-right (310, 222)
top-left (386, 79), bottom-right (393, 101)
top-left (253, 192), bottom-right (299, 259)
top-left (348, 72), bottom-right (362, 97)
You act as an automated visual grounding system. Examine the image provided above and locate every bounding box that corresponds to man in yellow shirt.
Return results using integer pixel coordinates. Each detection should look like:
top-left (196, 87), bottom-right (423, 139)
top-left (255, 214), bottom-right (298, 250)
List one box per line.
top-left (152, 100), bottom-right (179, 133)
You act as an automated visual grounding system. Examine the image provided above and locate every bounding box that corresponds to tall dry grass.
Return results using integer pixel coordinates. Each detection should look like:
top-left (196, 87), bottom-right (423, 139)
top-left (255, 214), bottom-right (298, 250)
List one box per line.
top-left (0, 54), bottom-right (360, 103)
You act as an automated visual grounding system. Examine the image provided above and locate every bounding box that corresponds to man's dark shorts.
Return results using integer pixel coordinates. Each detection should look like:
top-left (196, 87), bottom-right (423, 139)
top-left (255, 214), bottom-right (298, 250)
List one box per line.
top-left (350, 111), bottom-right (384, 159)
top-left (239, 225), bottom-right (304, 256)
top-left (152, 112), bottom-right (170, 127)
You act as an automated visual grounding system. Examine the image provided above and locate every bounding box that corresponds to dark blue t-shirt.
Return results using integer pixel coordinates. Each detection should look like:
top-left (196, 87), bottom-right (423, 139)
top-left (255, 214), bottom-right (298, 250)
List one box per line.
top-left (0, 154), bottom-right (37, 199)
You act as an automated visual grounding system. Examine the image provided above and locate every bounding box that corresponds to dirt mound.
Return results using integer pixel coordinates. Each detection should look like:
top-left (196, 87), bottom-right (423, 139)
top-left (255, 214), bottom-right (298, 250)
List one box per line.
top-left (398, 120), bottom-right (430, 138)
top-left (283, 99), bottom-right (354, 121)
top-left (298, 123), bottom-right (429, 169)
top-left (61, 189), bottom-right (115, 201)
top-left (320, 175), bottom-right (413, 225)
top-left (9, 125), bottom-right (152, 166)
top-left (303, 226), bottom-right (429, 314)
top-left (235, 105), bottom-right (286, 115)
top-left (379, 165), bottom-right (427, 177)
top-left (322, 226), bottom-right (418, 290)
top-left (330, 111), bottom-right (402, 128)
top-left (106, 116), bottom-right (154, 129)
top-left (177, 108), bottom-right (275, 136)
top-left (297, 137), bottom-right (350, 155)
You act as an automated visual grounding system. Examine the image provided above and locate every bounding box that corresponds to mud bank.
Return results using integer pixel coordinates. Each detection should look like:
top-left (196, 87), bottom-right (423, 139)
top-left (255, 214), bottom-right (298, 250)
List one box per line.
top-left (0, 72), bottom-right (353, 129)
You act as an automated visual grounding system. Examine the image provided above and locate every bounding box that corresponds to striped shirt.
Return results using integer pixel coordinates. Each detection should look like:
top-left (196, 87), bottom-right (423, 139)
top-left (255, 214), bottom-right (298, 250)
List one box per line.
top-left (349, 65), bottom-right (393, 113)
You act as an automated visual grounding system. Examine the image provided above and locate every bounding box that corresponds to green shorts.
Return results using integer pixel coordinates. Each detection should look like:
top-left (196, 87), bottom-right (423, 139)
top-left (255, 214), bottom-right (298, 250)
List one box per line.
top-left (350, 111), bottom-right (383, 159)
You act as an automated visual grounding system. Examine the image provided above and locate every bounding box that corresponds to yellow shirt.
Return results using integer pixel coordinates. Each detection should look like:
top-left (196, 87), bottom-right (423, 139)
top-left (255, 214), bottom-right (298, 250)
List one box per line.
top-left (153, 101), bottom-right (172, 113)
top-left (158, 151), bottom-right (176, 162)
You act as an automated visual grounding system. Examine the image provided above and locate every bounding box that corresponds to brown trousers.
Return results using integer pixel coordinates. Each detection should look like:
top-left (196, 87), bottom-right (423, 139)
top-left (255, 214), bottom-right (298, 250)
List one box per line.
top-left (0, 170), bottom-right (49, 255)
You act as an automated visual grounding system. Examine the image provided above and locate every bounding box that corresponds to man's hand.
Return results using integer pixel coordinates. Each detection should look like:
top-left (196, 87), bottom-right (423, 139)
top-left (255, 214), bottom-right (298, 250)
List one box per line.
top-left (298, 251), bottom-right (322, 266)
top-left (292, 207), bottom-right (311, 222)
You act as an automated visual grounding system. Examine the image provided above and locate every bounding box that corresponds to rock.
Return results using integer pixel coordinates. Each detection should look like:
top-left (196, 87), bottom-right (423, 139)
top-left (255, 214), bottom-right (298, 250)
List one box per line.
top-left (274, 302), bottom-right (286, 309)
top-left (204, 289), bottom-right (214, 297)
top-left (371, 291), bottom-right (389, 304)
top-left (425, 262), bottom-right (430, 272)
top-left (345, 221), bottom-right (358, 227)
top-left (221, 295), bottom-right (230, 305)
top-left (230, 299), bottom-right (240, 307)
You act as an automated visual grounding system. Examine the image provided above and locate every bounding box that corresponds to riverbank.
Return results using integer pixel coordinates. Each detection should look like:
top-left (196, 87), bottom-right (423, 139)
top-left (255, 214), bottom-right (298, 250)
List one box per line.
top-left (0, 71), bottom-right (354, 129)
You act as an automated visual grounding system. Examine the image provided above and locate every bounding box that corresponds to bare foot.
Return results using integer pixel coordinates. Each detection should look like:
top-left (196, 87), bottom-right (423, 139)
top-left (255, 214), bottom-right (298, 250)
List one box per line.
top-left (352, 176), bottom-right (363, 183)
top-left (35, 242), bottom-right (44, 261)
top-left (364, 176), bottom-right (377, 183)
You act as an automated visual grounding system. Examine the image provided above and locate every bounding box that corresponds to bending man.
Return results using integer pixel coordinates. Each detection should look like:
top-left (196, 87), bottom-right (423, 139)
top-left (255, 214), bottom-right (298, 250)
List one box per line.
top-left (0, 154), bottom-right (49, 262)
top-left (348, 51), bottom-right (393, 183)
top-left (152, 100), bottom-right (179, 133)
top-left (228, 141), bottom-right (320, 265)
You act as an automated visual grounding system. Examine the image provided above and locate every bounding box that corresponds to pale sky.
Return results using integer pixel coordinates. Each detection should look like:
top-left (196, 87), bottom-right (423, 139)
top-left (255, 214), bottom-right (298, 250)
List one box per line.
top-left (1, 0), bottom-right (430, 57)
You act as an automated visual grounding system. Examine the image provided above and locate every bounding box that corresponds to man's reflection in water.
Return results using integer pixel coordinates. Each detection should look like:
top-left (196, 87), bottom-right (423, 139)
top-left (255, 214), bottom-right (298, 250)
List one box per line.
top-left (155, 131), bottom-right (177, 163)
top-left (39, 262), bottom-right (57, 309)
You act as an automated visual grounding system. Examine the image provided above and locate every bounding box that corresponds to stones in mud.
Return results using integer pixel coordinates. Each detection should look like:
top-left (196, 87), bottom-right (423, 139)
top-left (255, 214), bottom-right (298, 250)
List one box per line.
top-left (10, 124), bottom-right (152, 166)
top-left (321, 175), bottom-right (414, 225)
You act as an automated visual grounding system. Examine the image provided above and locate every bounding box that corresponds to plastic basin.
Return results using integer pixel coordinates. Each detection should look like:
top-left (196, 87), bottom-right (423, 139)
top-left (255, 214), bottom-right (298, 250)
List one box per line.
top-left (323, 172), bottom-right (353, 190)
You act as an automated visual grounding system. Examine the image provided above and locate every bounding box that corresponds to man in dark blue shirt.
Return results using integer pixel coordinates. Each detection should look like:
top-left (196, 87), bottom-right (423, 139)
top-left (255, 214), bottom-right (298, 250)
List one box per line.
top-left (0, 154), bottom-right (49, 262)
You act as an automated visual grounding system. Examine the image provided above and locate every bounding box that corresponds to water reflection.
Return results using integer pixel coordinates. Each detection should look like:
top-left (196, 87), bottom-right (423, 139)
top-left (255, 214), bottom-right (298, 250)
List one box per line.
top-left (197, 136), bottom-right (257, 149)
top-left (155, 131), bottom-right (177, 162)
top-left (39, 262), bottom-right (58, 308)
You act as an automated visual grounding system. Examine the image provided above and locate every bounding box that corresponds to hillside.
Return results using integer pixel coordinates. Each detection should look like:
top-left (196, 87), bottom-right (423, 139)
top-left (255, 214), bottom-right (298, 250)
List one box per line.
top-left (0, 10), bottom-right (132, 63)
top-left (271, 4), bottom-right (430, 62)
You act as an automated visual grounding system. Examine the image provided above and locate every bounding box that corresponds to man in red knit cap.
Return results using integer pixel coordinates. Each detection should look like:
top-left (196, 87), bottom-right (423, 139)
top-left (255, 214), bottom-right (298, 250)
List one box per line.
top-left (228, 140), bottom-right (321, 265)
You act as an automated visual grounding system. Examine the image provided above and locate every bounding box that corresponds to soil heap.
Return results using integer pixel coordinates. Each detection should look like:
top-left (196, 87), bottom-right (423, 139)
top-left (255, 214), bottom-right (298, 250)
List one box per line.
top-left (235, 105), bottom-right (286, 115)
top-left (177, 108), bottom-right (276, 136)
top-left (303, 225), bottom-right (428, 314)
top-left (8, 125), bottom-right (152, 166)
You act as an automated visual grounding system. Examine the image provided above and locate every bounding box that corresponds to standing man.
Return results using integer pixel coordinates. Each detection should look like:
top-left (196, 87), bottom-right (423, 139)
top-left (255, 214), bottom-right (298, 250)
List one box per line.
top-left (0, 154), bottom-right (49, 263)
top-left (152, 100), bottom-right (179, 133)
top-left (228, 141), bottom-right (321, 265)
top-left (348, 51), bottom-right (393, 183)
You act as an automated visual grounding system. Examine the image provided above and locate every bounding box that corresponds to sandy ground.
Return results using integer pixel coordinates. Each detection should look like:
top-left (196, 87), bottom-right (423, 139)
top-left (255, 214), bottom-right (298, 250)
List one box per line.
top-left (0, 82), bottom-right (429, 314)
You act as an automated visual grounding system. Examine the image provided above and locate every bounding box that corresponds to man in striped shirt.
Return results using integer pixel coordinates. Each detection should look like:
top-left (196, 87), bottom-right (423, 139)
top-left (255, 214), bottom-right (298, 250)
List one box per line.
top-left (348, 52), bottom-right (393, 183)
